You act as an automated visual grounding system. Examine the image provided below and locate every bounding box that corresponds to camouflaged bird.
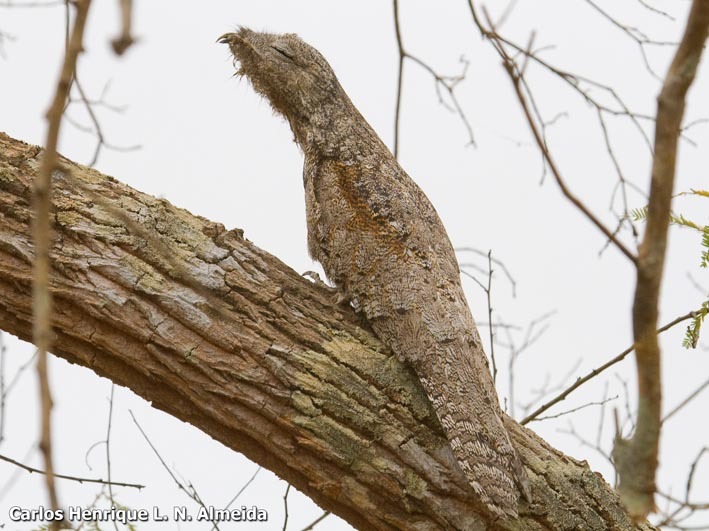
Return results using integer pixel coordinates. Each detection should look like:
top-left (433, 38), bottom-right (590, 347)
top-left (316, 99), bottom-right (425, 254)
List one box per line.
top-left (220, 27), bottom-right (532, 518)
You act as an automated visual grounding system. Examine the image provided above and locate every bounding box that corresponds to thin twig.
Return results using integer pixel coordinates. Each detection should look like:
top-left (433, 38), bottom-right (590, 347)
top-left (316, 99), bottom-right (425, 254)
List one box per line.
top-left (300, 511), bottom-right (331, 531)
top-left (0, 333), bottom-right (5, 442)
top-left (105, 384), bottom-right (118, 531)
top-left (636, 0), bottom-right (675, 21)
top-left (128, 410), bottom-right (220, 530)
top-left (466, 0), bottom-right (656, 150)
top-left (457, 247), bottom-right (517, 296)
top-left (392, 0), bottom-right (404, 158)
top-left (478, 12), bottom-right (638, 264)
top-left (0, 453), bottom-right (144, 489)
top-left (485, 251), bottom-right (496, 384)
top-left (66, 77), bottom-right (141, 167)
top-left (532, 395), bottom-right (617, 422)
top-left (33, 0), bottom-right (92, 519)
top-left (111, 0), bottom-right (134, 55)
top-left (521, 308), bottom-right (700, 425)
top-left (223, 466), bottom-right (261, 510)
top-left (392, 0), bottom-right (475, 156)
top-left (662, 376), bottom-right (709, 424)
top-left (581, 0), bottom-right (676, 79)
top-left (282, 483), bottom-right (291, 531)
top-left (0, 0), bottom-right (64, 6)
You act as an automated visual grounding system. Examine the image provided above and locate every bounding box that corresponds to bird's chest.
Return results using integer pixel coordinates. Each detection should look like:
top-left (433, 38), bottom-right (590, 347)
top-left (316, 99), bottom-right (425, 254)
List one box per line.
top-left (302, 157), bottom-right (407, 289)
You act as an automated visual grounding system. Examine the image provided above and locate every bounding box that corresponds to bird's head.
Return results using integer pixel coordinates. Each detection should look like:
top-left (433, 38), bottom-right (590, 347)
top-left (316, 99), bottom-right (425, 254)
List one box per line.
top-left (219, 28), bottom-right (343, 127)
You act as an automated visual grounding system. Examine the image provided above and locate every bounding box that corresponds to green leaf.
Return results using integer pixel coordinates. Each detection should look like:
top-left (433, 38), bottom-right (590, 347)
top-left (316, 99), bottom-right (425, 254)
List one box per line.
top-left (683, 301), bottom-right (709, 349)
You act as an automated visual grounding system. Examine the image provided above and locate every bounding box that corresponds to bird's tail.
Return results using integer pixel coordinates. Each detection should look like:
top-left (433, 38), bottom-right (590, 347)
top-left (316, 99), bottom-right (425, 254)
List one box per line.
top-left (416, 354), bottom-right (531, 518)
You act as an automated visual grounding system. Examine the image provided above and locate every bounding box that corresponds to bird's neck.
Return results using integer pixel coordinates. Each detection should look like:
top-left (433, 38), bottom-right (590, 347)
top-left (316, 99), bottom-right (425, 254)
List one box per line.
top-left (288, 97), bottom-right (382, 162)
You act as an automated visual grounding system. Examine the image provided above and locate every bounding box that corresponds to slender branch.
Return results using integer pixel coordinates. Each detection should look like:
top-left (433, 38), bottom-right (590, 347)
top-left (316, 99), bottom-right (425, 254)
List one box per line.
top-left (33, 0), bottom-right (92, 519)
top-left (485, 251), bottom-right (496, 384)
top-left (392, 0), bottom-right (474, 157)
top-left (615, 1), bottom-right (709, 519)
top-left (392, 0), bottom-right (404, 158)
top-left (105, 384), bottom-right (117, 513)
top-left (521, 308), bottom-right (700, 425)
top-left (508, 57), bottom-right (636, 262)
top-left (635, 0), bottom-right (675, 21)
top-left (282, 483), bottom-right (291, 531)
top-left (466, 4), bottom-right (638, 264)
top-left (129, 410), bottom-right (221, 529)
top-left (0, 0), bottom-right (64, 6)
top-left (662, 376), bottom-right (709, 424)
top-left (0, 334), bottom-right (5, 442)
top-left (300, 511), bottom-right (331, 531)
top-left (223, 466), bottom-right (261, 510)
top-left (532, 395), bottom-right (617, 422)
top-left (0, 453), bottom-right (144, 489)
top-left (581, 0), bottom-right (676, 79)
top-left (457, 247), bottom-right (517, 297)
top-left (466, 0), bottom-right (656, 150)
top-left (111, 0), bottom-right (134, 55)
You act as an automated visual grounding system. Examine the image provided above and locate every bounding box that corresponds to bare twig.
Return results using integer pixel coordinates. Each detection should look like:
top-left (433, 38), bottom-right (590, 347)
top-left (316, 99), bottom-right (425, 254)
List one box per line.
top-left (392, 0), bottom-right (404, 158)
top-left (111, 0), bottom-right (134, 55)
top-left (300, 511), bottom-right (331, 531)
top-left (504, 311), bottom-right (555, 418)
top-left (485, 251), bottom-right (496, 384)
top-left (465, 1), bottom-right (660, 252)
top-left (1, 349), bottom-right (38, 399)
top-left (614, 2), bottom-right (709, 519)
top-left (0, 0), bottom-right (64, 6)
top-left (462, 250), bottom-right (500, 383)
top-left (0, 446), bottom-right (35, 501)
top-left (0, 453), bottom-right (144, 489)
top-left (466, 0), bottom-right (655, 150)
top-left (223, 466), bottom-right (261, 510)
top-left (558, 421), bottom-right (614, 467)
top-left (65, 79), bottom-right (141, 167)
top-left (457, 247), bottom-right (517, 296)
top-left (0, 333), bottom-right (5, 442)
top-left (392, 0), bottom-right (474, 157)
top-left (128, 410), bottom-right (221, 530)
top-left (532, 395), bottom-right (617, 422)
top-left (662, 376), bottom-right (709, 425)
top-left (477, 12), bottom-right (638, 264)
top-left (636, 0), bottom-right (675, 21)
top-left (105, 383), bottom-right (118, 531)
top-left (521, 308), bottom-right (700, 425)
top-left (656, 447), bottom-right (709, 528)
top-left (518, 359), bottom-right (582, 418)
top-left (581, 0), bottom-right (676, 79)
top-left (33, 0), bottom-right (92, 519)
top-left (282, 483), bottom-right (291, 531)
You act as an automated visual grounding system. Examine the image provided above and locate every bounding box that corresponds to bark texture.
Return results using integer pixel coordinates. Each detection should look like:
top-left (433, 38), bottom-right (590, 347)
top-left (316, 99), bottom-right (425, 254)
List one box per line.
top-left (615, 1), bottom-right (709, 520)
top-left (0, 132), bottom-right (655, 531)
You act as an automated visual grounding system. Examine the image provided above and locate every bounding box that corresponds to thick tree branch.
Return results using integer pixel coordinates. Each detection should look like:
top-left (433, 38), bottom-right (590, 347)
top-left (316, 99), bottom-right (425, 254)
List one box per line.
top-left (614, 1), bottom-right (709, 521)
top-left (0, 132), bottom-right (656, 530)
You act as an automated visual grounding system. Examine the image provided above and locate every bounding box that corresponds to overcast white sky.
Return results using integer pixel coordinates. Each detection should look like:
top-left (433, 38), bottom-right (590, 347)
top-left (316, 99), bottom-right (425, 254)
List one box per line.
top-left (1, 1), bottom-right (708, 530)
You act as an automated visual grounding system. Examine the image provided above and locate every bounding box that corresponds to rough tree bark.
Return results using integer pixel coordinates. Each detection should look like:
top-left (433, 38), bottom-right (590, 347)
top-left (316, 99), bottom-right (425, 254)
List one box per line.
top-left (0, 132), bottom-right (655, 531)
top-left (614, 0), bottom-right (709, 520)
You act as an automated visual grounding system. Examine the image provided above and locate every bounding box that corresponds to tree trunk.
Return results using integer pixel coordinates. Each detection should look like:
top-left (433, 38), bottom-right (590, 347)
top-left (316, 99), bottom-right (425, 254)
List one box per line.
top-left (0, 132), bottom-right (655, 531)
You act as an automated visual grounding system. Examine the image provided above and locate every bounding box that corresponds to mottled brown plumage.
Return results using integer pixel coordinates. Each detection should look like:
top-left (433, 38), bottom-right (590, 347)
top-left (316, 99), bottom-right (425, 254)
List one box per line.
top-left (220, 28), bottom-right (531, 518)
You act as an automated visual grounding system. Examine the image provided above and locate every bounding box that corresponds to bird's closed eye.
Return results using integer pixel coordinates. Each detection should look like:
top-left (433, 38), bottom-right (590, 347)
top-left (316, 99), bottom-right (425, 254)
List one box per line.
top-left (272, 45), bottom-right (294, 61)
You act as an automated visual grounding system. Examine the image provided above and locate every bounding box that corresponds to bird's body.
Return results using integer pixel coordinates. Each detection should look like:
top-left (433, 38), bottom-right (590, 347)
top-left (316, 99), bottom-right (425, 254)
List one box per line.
top-left (221, 28), bottom-right (531, 518)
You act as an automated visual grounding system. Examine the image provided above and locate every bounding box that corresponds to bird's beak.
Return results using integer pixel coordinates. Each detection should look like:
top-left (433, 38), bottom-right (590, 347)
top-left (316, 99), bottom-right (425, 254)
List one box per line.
top-left (218, 32), bottom-right (237, 45)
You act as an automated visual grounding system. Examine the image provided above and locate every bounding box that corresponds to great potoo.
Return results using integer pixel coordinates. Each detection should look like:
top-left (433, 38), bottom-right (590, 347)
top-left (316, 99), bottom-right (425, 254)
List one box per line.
top-left (220, 27), bottom-right (532, 518)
